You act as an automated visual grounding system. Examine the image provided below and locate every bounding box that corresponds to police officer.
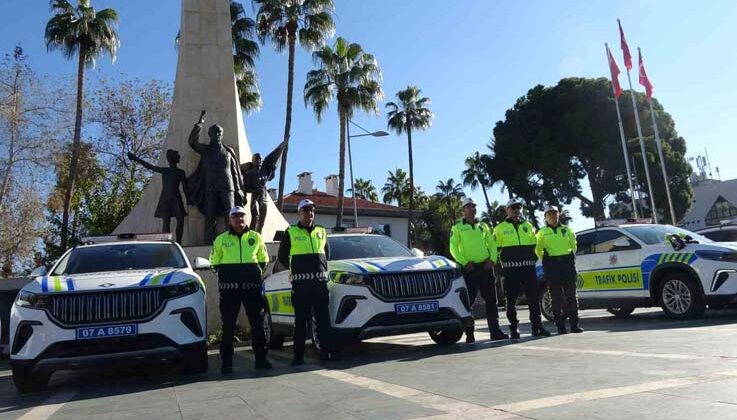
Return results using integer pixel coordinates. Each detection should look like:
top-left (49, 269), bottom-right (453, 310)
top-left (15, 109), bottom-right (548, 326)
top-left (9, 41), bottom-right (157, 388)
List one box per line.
top-left (535, 205), bottom-right (583, 334)
top-left (210, 206), bottom-right (272, 373)
top-left (493, 198), bottom-right (550, 338)
top-left (449, 198), bottom-right (509, 343)
top-left (277, 199), bottom-right (334, 365)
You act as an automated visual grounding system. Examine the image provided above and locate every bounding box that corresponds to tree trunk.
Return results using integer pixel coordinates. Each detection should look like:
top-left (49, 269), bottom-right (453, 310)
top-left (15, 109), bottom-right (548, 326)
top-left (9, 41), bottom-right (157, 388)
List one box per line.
top-left (276, 26), bottom-right (297, 211)
top-left (60, 49), bottom-right (86, 249)
top-left (0, 80), bottom-right (18, 209)
top-left (336, 106), bottom-right (347, 228)
top-left (479, 178), bottom-right (492, 216)
top-left (586, 171), bottom-right (607, 221)
top-left (407, 127), bottom-right (414, 248)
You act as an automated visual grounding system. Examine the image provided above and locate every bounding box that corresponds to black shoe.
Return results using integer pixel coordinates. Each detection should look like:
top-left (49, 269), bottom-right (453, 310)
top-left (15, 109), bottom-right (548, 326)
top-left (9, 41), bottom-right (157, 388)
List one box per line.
top-left (509, 325), bottom-right (520, 339)
top-left (490, 327), bottom-right (510, 341)
top-left (532, 327), bottom-right (551, 337)
top-left (255, 358), bottom-right (273, 369)
top-left (570, 326), bottom-right (584, 333)
top-left (466, 332), bottom-right (476, 344)
top-left (557, 327), bottom-right (568, 335)
top-left (291, 354), bottom-right (304, 366)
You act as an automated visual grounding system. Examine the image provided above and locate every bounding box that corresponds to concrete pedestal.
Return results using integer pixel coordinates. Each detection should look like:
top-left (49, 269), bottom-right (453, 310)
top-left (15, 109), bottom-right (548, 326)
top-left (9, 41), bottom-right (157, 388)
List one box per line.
top-left (114, 0), bottom-right (288, 246)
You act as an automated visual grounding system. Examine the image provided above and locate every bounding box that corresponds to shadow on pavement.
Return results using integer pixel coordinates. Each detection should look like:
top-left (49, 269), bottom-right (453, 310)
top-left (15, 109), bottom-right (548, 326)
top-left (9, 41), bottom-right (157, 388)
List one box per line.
top-left (2, 308), bottom-right (737, 411)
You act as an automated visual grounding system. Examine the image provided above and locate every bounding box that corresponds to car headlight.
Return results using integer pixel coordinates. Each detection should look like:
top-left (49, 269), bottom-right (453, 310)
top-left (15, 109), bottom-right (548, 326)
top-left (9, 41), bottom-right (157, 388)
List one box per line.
top-left (329, 271), bottom-right (367, 285)
top-left (16, 290), bottom-right (50, 309)
top-left (695, 250), bottom-right (737, 262)
top-left (164, 280), bottom-right (201, 299)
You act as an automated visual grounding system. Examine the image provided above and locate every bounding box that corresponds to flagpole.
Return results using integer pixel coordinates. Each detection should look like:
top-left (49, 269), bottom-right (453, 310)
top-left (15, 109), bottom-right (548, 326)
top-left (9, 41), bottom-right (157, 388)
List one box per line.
top-left (625, 70), bottom-right (658, 223)
top-left (639, 47), bottom-right (676, 225)
top-left (606, 43), bottom-right (639, 219)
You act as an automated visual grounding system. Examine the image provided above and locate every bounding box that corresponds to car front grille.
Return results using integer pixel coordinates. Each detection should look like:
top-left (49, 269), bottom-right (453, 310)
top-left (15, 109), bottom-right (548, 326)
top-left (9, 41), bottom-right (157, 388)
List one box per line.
top-left (47, 289), bottom-right (165, 325)
top-left (366, 270), bottom-right (455, 301)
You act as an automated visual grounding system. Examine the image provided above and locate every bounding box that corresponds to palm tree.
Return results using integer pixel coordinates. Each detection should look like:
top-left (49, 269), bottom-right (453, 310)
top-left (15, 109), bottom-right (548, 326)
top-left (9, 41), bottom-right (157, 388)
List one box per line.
top-left (304, 37), bottom-right (383, 227)
top-left (45, 0), bottom-right (119, 248)
top-left (381, 168), bottom-right (409, 207)
top-left (254, 0), bottom-right (335, 210)
top-left (435, 178), bottom-right (465, 224)
top-left (231, 1), bottom-right (261, 112)
top-left (462, 151), bottom-right (493, 214)
top-left (386, 86), bottom-right (433, 247)
top-left (349, 178), bottom-right (378, 201)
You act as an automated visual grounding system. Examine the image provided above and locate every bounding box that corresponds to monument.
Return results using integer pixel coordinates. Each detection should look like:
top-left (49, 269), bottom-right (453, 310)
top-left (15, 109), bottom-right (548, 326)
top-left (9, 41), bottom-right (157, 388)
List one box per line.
top-left (114, 0), bottom-right (288, 246)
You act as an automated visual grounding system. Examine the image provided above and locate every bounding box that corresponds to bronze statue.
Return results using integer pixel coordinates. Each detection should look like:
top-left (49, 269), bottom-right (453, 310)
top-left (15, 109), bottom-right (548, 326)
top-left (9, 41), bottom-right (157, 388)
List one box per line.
top-left (127, 149), bottom-right (188, 243)
top-left (242, 140), bottom-right (286, 233)
top-left (186, 110), bottom-right (246, 243)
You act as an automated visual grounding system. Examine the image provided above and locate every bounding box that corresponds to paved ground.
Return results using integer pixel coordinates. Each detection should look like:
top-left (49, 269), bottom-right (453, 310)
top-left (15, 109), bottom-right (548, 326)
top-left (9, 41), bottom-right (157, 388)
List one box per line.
top-left (3, 307), bottom-right (737, 419)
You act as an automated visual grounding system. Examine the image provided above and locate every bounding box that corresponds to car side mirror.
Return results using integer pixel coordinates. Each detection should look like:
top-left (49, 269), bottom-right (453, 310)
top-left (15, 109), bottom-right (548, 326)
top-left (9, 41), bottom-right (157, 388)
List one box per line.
top-left (411, 248), bottom-right (425, 258)
top-left (193, 257), bottom-right (211, 270)
top-left (30, 266), bottom-right (47, 277)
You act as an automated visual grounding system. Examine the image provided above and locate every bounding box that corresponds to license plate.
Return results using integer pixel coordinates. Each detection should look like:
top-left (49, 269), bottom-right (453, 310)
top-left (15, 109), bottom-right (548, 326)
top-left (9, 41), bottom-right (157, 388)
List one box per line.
top-left (395, 301), bottom-right (439, 315)
top-left (76, 324), bottom-right (137, 340)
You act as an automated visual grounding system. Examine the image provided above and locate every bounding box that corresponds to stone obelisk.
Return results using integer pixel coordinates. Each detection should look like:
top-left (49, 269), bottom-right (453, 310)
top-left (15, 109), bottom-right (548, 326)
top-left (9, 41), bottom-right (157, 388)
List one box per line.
top-left (115, 0), bottom-right (288, 245)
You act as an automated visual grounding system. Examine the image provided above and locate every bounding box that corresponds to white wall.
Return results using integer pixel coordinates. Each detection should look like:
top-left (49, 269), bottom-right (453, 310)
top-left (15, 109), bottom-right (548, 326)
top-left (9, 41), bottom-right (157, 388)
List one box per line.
top-left (283, 212), bottom-right (409, 247)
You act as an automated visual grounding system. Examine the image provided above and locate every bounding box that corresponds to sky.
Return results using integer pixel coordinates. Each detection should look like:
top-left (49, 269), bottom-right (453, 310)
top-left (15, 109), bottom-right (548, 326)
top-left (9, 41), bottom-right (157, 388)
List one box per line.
top-left (2, 0), bottom-right (737, 232)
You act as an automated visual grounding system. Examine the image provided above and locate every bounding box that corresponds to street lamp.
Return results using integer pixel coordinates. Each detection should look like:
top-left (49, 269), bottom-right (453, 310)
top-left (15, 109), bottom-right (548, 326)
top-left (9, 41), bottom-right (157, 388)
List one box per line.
top-left (347, 120), bottom-right (389, 226)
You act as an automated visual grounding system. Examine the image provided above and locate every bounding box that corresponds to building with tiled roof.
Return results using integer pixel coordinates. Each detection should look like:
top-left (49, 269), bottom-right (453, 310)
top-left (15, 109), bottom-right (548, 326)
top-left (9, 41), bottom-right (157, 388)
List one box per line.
top-left (276, 172), bottom-right (410, 246)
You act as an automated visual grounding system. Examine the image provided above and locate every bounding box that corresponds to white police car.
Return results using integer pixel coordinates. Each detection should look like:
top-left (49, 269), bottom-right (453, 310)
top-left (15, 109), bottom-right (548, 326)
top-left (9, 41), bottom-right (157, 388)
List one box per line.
top-left (263, 232), bottom-right (473, 352)
top-left (10, 234), bottom-right (207, 392)
top-left (538, 222), bottom-right (737, 321)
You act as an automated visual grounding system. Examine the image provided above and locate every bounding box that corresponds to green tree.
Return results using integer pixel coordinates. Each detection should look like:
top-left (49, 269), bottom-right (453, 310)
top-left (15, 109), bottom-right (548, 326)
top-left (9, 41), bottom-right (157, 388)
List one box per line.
top-left (349, 178), bottom-right (378, 201)
top-left (45, 0), bottom-right (119, 249)
top-left (381, 168), bottom-right (409, 207)
top-left (462, 151), bottom-right (494, 215)
top-left (254, 0), bottom-right (335, 210)
top-left (386, 86), bottom-right (433, 247)
top-left (434, 178), bottom-right (465, 226)
top-left (231, 1), bottom-right (261, 112)
top-left (304, 37), bottom-right (383, 227)
top-left (489, 77), bottom-right (692, 223)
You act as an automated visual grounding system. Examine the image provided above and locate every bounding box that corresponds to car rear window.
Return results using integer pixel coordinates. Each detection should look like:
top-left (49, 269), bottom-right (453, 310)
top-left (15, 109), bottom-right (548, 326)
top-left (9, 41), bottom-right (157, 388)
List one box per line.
top-left (52, 243), bottom-right (187, 275)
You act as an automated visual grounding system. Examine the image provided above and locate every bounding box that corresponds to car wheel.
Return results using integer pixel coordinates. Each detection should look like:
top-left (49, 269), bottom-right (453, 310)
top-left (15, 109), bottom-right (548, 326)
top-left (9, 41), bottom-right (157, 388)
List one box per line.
top-left (659, 272), bottom-right (706, 320)
top-left (428, 328), bottom-right (463, 346)
top-left (12, 364), bottom-right (50, 393)
top-left (183, 345), bottom-right (209, 374)
top-left (606, 306), bottom-right (636, 318)
top-left (540, 284), bottom-right (555, 322)
top-left (264, 310), bottom-right (284, 350)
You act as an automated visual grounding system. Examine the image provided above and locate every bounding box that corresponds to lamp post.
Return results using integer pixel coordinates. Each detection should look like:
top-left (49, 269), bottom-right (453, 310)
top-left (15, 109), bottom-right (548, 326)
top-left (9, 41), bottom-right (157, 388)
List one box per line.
top-left (347, 120), bottom-right (389, 226)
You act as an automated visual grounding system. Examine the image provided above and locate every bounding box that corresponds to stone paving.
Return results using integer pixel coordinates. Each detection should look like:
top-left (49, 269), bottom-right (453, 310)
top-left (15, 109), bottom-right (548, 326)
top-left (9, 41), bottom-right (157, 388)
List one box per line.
top-left (3, 308), bottom-right (737, 419)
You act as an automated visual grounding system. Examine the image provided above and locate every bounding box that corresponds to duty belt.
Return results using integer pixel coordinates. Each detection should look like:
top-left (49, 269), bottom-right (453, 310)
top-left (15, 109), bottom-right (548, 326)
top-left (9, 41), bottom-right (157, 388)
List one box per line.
top-left (219, 281), bottom-right (263, 291)
top-left (500, 260), bottom-right (537, 269)
top-left (290, 272), bottom-right (328, 282)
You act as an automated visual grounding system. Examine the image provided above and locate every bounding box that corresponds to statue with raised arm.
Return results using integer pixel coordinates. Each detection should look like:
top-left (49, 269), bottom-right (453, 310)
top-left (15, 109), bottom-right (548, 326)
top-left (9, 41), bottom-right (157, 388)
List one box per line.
top-left (242, 139), bottom-right (286, 233)
top-left (186, 110), bottom-right (246, 243)
top-left (127, 149), bottom-right (188, 243)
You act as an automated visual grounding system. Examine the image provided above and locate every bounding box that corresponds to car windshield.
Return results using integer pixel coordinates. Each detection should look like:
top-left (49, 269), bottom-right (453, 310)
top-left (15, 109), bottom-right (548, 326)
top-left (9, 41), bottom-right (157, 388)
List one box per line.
top-left (51, 243), bottom-right (187, 275)
top-left (328, 235), bottom-right (414, 260)
top-left (622, 225), bottom-right (713, 245)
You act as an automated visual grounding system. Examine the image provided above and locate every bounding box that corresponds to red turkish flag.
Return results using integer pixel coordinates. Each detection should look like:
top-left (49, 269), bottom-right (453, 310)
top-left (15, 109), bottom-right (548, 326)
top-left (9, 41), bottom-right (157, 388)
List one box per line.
top-left (638, 48), bottom-right (653, 102)
top-left (606, 43), bottom-right (622, 98)
top-left (618, 19), bottom-right (632, 71)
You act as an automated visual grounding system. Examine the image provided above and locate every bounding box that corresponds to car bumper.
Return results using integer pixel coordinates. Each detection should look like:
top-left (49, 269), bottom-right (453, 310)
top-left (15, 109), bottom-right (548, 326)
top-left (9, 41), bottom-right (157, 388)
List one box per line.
top-left (11, 339), bottom-right (206, 373)
top-left (9, 290), bottom-right (206, 361)
top-left (328, 277), bottom-right (473, 340)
